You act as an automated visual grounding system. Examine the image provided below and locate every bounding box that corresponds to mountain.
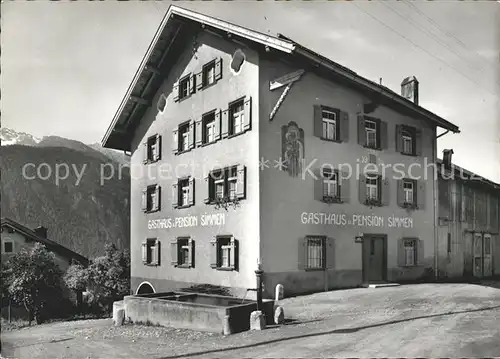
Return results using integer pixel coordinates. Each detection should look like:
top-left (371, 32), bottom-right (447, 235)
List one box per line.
top-left (1, 145), bottom-right (130, 259)
top-left (0, 128), bottom-right (41, 146)
top-left (0, 128), bottom-right (130, 166)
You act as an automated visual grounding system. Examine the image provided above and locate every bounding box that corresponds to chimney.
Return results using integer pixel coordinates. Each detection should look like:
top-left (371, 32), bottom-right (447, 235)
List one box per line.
top-left (443, 149), bottom-right (454, 169)
top-left (34, 226), bottom-right (48, 238)
top-left (401, 76), bottom-right (419, 105)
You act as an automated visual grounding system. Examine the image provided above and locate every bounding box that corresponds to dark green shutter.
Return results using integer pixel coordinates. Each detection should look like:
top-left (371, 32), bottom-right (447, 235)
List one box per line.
top-left (357, 114), bottom-right (366, 146)
top-left (313, 105), bottom-right (322, 138)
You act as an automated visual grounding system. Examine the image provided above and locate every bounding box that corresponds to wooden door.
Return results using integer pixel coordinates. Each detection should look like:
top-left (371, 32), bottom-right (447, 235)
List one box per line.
top-left (363, 236), bottom-right (386, 283)
top-left (473, 233), bottom-right (483, 277)
top-left (483, 234), bottom-right (493, 277)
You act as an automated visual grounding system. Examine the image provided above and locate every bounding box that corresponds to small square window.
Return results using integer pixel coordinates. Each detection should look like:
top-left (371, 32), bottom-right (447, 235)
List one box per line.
top-left (322, 169), bottom-right (339, 199)
top-left (403, 239), bottom-right (417, 266)
top-left (142, 238), bottom-right (159, 266)
top-left (400, 126), bottom-right (416, 155)
top-left (177, 238), bottom-right (191, 267)
top-left (145, 135), bottom-right (161, 163)
top-left (202, 61), bottom-right (216, 87)
top-left (366, 175), bottom-right (379, 202)
top-left (3, 241), bottom-right (13, 253)
top-left (143, 185), bottom-right (160, 212)
top-left (403, 180), bottom-right (414, 205)
top-left (213, 236), bottom-right (236, 270)
top-left (178, 123), bottom-right (190, 152)
top-left (365, 120), bottom-right (378, 149)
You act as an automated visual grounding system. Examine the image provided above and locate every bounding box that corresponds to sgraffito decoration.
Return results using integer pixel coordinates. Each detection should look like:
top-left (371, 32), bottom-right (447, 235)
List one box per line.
top-left (281, 121), bottom-right (305, 178)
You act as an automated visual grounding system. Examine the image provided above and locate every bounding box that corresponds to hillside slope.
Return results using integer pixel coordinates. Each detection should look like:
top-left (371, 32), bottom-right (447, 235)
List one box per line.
top-left (1, 145), bottom-right (130, 259)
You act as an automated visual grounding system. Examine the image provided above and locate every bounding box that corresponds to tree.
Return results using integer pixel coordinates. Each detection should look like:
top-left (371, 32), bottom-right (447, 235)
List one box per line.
top-left (7, 243), bottom-right (63, 325)
top-left (85, 243), bottom-right (130, 313)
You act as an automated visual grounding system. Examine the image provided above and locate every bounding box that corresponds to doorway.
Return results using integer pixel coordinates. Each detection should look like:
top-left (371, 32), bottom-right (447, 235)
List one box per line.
top-left (473, 233), bottom-right (493, 278)
top-left (362, 234), bottom-right (387, 283)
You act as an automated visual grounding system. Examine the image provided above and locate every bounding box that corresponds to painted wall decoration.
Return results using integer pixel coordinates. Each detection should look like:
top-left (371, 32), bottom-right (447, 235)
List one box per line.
top-left (281, 121), bottom-right (305, 178)
top-left (300, 212), bottom-right (414, 228)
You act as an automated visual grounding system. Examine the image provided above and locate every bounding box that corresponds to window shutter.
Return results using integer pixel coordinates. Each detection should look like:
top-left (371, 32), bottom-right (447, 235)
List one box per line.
top-left (172, 183), bottom-right (179, 209)
top-left (357, 114), bottom-right (366, 146)
top-left (358, 175), bottom-right (366, 204)
top-left (142, 142), bottom-right (148, 164)
top-left (230, 237), bottom-right (238, 271)
top-left (210, 238), bottom-right (218, 268)
top-left (141, 190), bottom-right (148, 212)
top-left (173, 81), bottom-right (179, 102)
top-left (325, 237), bottom-right (335, 269)
top-left (151, 244), bottom-right (157, 266)
top-left (340, 172), bottom-right (350, 203)
top-left (314, 168), bottom-right (323, 202)
top-left (154, 185), bottom-right (161, 211)
top-left (395, 125), bottom-right (403, 153)
top-left (381, 176), bottom-right (390, 206)
top-left (397, 180), bottom-right (404, 207)
top-left (235, 164), bottom-right (246, 199)
top-left (243, 97), bottom-right (252, 131)
top-left (189, 74), bottom-right (195, 94)
top-left (142, 242), bottom-right (147, 264)
top-left (298, 237), bottom-right (306, 270)
top-left (417, 239), bottom-right (424, 265)
top-left (214, 110), bottom-right (221, 141)
top-left (196, 72), bottom-right (203, 90)
top-left (172, 129), bottom-right (179, 154)
top-left (204, 174), bottom-right (213, 204)
top-left (313, 105), bottom-right (322, 138)
top-left (187, 238), bottom-right (193, 268)
top-left (397, 239), bottom-right (405, 267)
top-left (188, 177), bottom-right (195, 206)
top-left (415, 128), bottom-right (422, 156)
top-left (340, 111), bottom-right (349, 142)
top-left (417, 181), bottom-right (425, 210)
top-left (214, 57), bottom-right (222, 81)
top-left (188, 120), bottom-right (195, 150)
top-left (155, 135), bottom-right (162, 161)
top-left (221, 109), bottom-right (229, 139)
top-left (195, 119), bottom-right (203, 147)
top-left (379, 120), bottom-right (388, 150)
top-left (155, 240), bottom-right (161, 266)
top-left (170, 239), bottom-right (178, 266)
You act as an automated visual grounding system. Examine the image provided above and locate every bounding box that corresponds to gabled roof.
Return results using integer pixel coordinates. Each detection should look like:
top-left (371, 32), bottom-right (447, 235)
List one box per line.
top-left (437, 159), bottom-right (500, 191)
top-left (102, 5), bottom-right (460, 151)
top-left (1, 218), bottom-right (89, 266)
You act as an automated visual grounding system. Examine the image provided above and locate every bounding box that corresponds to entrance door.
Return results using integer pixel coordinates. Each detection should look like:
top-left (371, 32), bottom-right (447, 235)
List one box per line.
top-left (362, 235), bottom-right (386, 283)
top-left (473, 233), bottom-right (493, 278)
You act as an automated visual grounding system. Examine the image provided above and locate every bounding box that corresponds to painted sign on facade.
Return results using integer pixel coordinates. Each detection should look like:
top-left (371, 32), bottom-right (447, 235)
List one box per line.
top-left (300, 212), bottom-right (414, 228)
top-left (148, 213), bottom-right (226, 230)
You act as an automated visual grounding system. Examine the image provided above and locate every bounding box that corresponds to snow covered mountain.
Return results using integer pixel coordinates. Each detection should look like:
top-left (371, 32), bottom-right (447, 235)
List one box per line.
top-left (0, 127), bottom-right (42, 146)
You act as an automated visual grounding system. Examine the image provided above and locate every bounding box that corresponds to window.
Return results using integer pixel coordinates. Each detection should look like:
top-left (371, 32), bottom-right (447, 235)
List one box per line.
top-left (306, 236), bottom-right (325, 270)
top-left (403, 239), bottom-right (417, 266)
top-left (403, 180), bottom-right (414, 205)
top-left (202, 61), bottom-right (216, 87)
top-left (322, 110), bottom-right (337, 141)
top-left (210, 236), bottom-right (238, 270)
top-left (178, 76), bottom-right (190, 100)
top-left (203, 112), bottom-right (216, 144)
top-left (178, 238), bottom-right (191, 266)
top-left (366, 175), bottom-right (379, 201)
top-left (365, 120), bottom-right (377, 148)
top-left (402, 130), bottom-right (413, 155)
top-left (179, 123), bottom-right (190, 152)
top-left (173, 177), bottom-right (194, 209)
top-left (3, 241), bottom-right (13, 254)
top-left (142, 185), bottom-right (161, 213)
top-left (179, 179), bottom-right (190, 207)
top-left (170, 237), bottom-right (193, 268)
top-left (205, 165), bottom-right (246, 204)
top-left (144, 135), bottom-right (161, 163)
top-left (142, 238), bottom-right (160, 266)
top-left (229, 100), bottom-right (245, 136)
top-left (323, 169), bottom-right (339, 199)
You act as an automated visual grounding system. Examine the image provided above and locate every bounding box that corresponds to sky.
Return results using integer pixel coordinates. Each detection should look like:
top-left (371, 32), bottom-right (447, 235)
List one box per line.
top-left (2, 1), bottom-right (500, 182)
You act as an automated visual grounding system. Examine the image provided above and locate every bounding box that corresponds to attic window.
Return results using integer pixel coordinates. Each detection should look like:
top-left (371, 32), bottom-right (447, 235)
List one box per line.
top-left (231, 49), bottom-right (245, 74)
top-left (157, 94), bottom-right (167, 113)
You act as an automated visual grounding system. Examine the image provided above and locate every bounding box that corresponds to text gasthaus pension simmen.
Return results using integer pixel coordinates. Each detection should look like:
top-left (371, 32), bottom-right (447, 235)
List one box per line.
top-left (300, 212), bottom-right (414, 228)
top-left (148, 213), bottom-right (226, 229)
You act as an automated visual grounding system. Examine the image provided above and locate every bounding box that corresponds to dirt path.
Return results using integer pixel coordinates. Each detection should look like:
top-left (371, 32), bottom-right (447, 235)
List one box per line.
top-left (2, 283), bottom-right (500, 358)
